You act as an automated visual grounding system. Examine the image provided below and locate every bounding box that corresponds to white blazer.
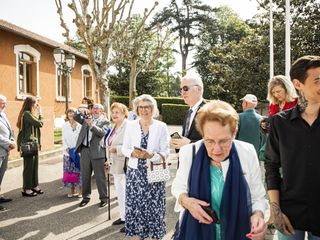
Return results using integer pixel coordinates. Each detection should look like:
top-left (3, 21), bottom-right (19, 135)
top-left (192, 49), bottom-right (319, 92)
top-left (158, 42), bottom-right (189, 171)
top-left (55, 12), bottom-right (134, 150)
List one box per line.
top-left (171, 139), bottom-right (268, 218)
top-left (121, 119), bottom-right (170, 169)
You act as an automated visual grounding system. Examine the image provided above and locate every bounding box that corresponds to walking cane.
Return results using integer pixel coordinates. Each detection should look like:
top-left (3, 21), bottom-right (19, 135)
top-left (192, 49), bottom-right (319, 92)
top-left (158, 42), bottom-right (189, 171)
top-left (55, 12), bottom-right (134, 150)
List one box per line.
top-left (107, 173), bottom-right (111, 220)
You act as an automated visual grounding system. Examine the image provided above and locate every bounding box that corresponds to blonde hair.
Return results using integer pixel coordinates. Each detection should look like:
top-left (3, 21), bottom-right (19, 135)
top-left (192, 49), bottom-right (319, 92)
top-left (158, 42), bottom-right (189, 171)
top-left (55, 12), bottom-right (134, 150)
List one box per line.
top-left (111, 102), bottom-right (129, 118)
top-left (196, 100), bottom-right (239, 136)
top-left (133, 94), bottom-right (159, 118)
top-left (267, 75), bottom-right (297, 104)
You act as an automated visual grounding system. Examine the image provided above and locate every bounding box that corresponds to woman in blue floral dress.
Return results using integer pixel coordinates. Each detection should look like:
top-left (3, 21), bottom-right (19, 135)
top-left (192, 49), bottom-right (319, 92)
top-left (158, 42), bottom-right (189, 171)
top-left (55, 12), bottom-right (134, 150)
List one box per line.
top-left (122, 94), bottom-right (170, 239)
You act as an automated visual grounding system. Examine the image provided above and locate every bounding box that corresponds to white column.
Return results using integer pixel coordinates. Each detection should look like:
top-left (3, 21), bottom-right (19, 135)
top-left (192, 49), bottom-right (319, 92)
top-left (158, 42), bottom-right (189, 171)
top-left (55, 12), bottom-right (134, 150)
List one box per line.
top-left (269, 0), bottom-right (274, 79)
top-left (285, 0), bottom-right (291, 78)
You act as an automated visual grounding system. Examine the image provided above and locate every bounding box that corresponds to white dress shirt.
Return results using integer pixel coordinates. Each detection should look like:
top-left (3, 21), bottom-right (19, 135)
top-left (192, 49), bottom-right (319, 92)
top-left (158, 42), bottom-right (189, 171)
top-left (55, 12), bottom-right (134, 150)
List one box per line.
top-left (62, 121), bottom-right (81, 155)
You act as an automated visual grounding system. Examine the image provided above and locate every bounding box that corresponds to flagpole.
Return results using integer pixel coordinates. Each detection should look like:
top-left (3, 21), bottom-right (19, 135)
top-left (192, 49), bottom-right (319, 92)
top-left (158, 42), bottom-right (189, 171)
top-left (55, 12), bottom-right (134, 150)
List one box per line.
top-left (285, 0), bottom-right (291, 78)
top-left (269, 0), bottom-right (274, 79)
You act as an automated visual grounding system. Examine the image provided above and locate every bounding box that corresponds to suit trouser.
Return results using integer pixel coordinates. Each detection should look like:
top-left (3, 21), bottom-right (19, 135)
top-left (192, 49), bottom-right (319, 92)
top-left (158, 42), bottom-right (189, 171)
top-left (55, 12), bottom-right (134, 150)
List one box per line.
top-left (23, 154), bottom-right (39, 189)
top-left (0, 155), bottom-right (8, 191)
top-left (80, 148), bottom-right (108, 202)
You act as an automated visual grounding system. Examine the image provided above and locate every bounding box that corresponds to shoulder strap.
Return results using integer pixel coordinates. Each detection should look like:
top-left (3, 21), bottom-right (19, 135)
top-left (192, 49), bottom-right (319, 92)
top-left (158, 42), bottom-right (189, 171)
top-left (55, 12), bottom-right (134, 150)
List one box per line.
top-left (192, 143), bottom-right (196, 161)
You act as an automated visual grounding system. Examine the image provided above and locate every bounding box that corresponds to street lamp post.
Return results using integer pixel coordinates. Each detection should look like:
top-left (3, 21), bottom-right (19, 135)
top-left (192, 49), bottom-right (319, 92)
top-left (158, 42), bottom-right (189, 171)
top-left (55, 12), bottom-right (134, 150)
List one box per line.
top-left (53, 48), bottom-right (76, 113)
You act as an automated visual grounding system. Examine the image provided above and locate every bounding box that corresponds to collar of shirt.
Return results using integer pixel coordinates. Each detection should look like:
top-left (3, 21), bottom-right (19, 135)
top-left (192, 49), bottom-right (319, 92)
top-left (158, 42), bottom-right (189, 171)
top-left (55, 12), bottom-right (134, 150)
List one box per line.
top-left (190, 98), bottom-right (204, 113)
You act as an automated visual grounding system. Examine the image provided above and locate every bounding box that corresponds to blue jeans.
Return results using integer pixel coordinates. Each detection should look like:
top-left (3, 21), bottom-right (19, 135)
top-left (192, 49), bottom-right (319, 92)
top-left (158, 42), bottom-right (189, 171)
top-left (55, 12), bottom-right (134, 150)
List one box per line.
top-left (278, 230), bottom-right (320, 240)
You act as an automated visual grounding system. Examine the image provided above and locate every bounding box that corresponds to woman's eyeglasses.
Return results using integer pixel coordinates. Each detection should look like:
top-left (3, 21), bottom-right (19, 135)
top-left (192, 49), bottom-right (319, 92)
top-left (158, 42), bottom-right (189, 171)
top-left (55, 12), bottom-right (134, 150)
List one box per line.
top-left (179, 85), bottom-right (198, 93)
top-left (137, 106), bottom-right (151, 110)
top-left (204, 138), bottom-right (232, 149)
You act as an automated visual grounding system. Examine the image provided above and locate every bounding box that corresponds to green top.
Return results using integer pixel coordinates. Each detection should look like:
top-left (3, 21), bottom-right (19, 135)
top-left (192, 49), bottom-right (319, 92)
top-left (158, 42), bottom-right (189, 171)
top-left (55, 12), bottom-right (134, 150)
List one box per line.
top-left (210, 165), bottom-right (224, 240)
top-left (237, 109), bottom-right (262, 154)
top-left (17, 111), bottom-right (43, 149)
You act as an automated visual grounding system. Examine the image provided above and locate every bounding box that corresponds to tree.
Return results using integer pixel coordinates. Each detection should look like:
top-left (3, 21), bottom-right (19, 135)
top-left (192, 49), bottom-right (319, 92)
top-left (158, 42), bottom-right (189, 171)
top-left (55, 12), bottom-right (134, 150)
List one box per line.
top-left (111, 15), bottom-right (171, 105)
top-left (55, 0), bottom-right (158, 113)
top-left (194, 6), bottom-right (267, 105)
top-left (255, 0), bottom-right (320, 74)
top-left (152, 0), bottom-right (215, 73)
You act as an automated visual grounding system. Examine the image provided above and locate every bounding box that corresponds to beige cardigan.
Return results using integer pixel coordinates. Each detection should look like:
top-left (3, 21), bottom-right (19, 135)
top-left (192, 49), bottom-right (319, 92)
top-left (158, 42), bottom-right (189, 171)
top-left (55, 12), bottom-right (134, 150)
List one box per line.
top-left (106, 119), bottom-right (127, 174)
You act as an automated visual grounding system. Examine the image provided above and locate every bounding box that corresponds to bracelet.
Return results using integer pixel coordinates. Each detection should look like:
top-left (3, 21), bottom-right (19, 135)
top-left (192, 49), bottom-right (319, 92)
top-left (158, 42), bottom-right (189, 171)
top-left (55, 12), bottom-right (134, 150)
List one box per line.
top-left (178, 193), bottom-right (188, 207)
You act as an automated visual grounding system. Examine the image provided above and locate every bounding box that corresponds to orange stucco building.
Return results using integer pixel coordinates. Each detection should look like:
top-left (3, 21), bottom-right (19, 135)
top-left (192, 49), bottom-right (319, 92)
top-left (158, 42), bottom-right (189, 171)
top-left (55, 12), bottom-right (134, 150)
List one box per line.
top-left (0, 19), bottom-right (98, 158)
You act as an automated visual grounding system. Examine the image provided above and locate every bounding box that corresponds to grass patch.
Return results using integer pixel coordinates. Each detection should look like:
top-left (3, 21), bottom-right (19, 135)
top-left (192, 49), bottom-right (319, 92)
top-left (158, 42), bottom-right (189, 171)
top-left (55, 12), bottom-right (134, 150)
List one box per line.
top-left (54, 128), bottom-right (62, 144)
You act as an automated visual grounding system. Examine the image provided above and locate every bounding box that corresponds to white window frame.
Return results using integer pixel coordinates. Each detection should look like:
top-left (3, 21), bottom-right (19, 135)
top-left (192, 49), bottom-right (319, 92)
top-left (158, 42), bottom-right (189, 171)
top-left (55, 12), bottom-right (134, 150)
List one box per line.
top-left (14, 45), bottom-right (41, 99)
top-left (55, 63), bottom-right (72, 102)
top-left (81, 65), bottom-right (93, 98)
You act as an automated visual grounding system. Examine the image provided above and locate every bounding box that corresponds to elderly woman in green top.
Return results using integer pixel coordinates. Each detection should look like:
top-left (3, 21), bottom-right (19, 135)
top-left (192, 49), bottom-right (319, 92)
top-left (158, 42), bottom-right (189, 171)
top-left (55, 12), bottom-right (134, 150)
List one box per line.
top-left (17, 96), bottom-right (44, 197)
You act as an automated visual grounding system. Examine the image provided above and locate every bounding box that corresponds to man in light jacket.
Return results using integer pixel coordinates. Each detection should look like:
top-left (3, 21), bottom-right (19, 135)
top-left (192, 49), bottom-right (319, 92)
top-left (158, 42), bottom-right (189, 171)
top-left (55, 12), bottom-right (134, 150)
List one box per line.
top-left (0, 94), bottom-right (16, 211)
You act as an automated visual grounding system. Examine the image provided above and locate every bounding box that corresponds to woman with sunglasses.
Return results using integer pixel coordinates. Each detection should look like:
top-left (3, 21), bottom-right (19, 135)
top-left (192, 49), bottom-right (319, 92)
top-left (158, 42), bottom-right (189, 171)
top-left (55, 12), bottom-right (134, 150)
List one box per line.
top-left (172, 100), bottom-right (268, 240)
top-left (121, 94), bottom-right (170, 239)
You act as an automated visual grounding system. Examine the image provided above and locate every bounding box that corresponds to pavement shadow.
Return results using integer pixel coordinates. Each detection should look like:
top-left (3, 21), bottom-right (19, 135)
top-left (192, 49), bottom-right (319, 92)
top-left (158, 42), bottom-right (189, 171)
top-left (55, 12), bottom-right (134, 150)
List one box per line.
top-left (75, 185), bottom-right (179, 240)
top-left (0, 177), bottom-right (118, 240)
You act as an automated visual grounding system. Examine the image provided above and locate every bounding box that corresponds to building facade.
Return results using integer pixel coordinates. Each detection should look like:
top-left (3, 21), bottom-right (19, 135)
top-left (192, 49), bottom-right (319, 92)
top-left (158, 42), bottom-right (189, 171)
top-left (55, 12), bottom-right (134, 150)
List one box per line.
top-left (0, 19), bottom-right (98, 157)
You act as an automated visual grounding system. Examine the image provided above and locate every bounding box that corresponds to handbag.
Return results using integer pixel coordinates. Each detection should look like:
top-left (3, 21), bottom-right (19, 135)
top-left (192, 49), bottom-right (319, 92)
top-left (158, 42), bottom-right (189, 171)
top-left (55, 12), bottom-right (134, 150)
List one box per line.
top-left (19, 114), bottom-right (39, 157)
top-left (147, 153), bottom-right (170, 183)
top-left (63, 172), bottom-right (79, 183)
top-left (20, 141), bottom-right (38, 157)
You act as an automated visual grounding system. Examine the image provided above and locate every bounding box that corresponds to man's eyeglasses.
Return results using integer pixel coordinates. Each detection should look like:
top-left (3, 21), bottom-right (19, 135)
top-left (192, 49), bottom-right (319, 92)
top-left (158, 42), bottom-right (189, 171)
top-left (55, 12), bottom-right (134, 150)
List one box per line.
top-left (179, 85), bottom-right (198, 93)
top-left (137, 106), bottom-right (151, 110)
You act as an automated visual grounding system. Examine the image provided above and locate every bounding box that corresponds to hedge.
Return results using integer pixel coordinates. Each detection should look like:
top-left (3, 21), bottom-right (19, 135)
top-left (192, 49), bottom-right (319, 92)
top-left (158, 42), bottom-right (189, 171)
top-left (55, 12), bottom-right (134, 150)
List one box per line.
top-left (111, 96), bottom-right (185, 114)
top-left (154, 97), bottom-right (185, 113)
top-left (110, 96), bottom-right (129, 107)
top-left (162, 103), bottom-right (189, 125)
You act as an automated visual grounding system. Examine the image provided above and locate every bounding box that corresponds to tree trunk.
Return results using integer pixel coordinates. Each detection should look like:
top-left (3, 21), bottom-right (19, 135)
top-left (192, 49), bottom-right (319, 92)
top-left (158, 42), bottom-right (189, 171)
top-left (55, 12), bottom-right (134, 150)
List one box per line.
top-left (181, 52), bottom-right (187, 74)
top-left (129, 57), bottom-right (138, 109)
top-left (95, 74), bottom-right (110, 119)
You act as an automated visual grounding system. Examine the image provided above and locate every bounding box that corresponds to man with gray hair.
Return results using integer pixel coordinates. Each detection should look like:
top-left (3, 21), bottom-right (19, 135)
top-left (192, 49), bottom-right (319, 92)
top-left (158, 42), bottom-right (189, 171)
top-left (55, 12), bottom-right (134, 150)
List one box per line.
top-left (171, 75), bottom-right (206, 152)
top-left (74, 103), bottom-right (110, 208)
top-left (0, 94), bottom-right (16, 211)
top-left (236, 94), bottom-right (263, 154)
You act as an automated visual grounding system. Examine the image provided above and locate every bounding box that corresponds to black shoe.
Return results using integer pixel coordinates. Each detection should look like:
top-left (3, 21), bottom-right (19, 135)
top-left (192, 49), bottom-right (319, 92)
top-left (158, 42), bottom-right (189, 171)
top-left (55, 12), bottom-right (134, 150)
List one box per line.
top-left (22, 191), bottom-right (37, 197)
top-left (120, 227), bottom-right (125, 233)
top-left (79, 199), bottom-right (90, 207)
top-left (0, 197), bottom-right (12, 203)
top-left (99, 201), bottom-right (107, 208)
top-left (0, 205), bottom-right (7, 211)
top-left (112, 218), bottom-right (125, 225)
top-left (32, 188), bottom-right (44, 194)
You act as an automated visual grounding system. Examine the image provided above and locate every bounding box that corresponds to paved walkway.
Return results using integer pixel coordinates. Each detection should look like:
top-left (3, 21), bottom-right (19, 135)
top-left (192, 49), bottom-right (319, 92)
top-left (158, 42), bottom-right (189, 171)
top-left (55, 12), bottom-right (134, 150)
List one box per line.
top-left (0, 125), bottom-right (276, 240)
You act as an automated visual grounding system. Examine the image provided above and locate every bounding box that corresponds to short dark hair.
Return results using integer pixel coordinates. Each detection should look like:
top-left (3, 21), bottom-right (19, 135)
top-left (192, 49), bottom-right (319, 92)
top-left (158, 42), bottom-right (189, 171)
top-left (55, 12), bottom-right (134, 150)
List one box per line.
top-left (290, 55), bottom-right (320, 83)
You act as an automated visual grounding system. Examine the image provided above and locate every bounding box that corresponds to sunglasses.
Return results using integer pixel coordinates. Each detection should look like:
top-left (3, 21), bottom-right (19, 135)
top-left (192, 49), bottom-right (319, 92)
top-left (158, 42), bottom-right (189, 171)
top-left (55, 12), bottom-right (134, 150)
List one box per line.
top-left (179, 85), bottom-right (198, 93)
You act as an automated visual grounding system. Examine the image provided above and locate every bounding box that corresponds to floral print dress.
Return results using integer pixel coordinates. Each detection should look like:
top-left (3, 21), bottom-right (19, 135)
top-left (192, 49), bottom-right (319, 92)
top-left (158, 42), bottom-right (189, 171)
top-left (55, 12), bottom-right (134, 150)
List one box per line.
top-left (125, 127), bottom-right (166, 239)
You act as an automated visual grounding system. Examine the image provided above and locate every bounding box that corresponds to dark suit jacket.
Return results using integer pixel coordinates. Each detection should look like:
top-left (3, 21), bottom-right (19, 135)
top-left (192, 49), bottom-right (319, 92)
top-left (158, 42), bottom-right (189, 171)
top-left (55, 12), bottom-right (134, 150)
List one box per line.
top-left (182, 100), bottom-right (206, 143)
top-left (74, 111), bottom-right (109, 160)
